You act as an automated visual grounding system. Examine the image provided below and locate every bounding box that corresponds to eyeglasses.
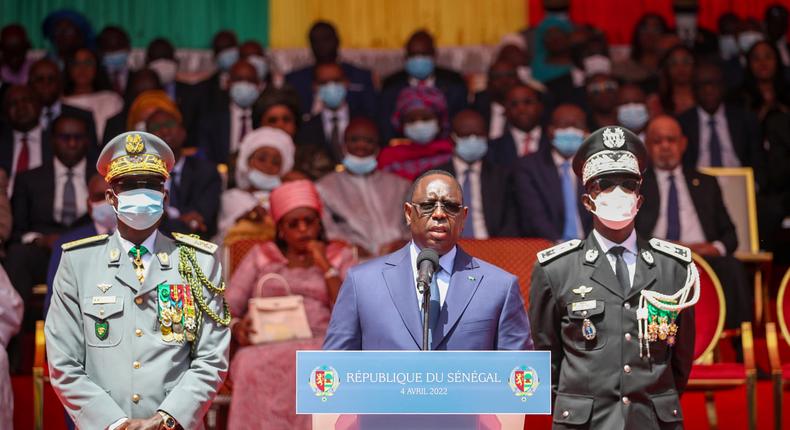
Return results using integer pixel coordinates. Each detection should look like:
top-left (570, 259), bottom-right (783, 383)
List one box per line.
top-left (409, 200), bottom-right (464, 216)
top-left (589, 177), bottom-right (641, 193)
top-left (112, 179), bottom-right (165, 193)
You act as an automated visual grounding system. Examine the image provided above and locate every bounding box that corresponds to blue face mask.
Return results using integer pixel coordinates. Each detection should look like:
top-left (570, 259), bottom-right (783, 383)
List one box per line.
top-left (90, 200), bottom-right (117, 231)
top-left (102, 51), bottom-right (129, 71)
top-left (454, 135), bottom-right (488, 162)
top-left (617, 103), bottom-right (649, 132)
top-left (216, 47), bottom-right (240, 72)
top-left (404, 119), bottom-right (439, 144)
top-left (229, 81), bottom-right (260, 108)
top-left (248, 169), bottom-right (281, 191)
top-left (113, 189), bottom-right (164, 230)
top-left (552, 127), bottom-right (585, 158)
top-left (246, 55), bottom-right (269, 80)
top-left (405, 55), bottom-right (435, 80)
top-left (318, 82), bottom-right (347, 109)
top-left (342, 154), bottom-right (378, 175)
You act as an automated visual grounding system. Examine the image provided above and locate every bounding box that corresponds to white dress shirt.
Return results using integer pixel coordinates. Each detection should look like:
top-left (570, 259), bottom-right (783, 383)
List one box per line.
top-left (651, 167), bottom-right (725, 256)
top-left (510, 126), bottom-right (542, 157)
top-left (552, 150), bottom-right (584, 239)
top-left (9, 126), bottom-right (44, 194)
top-left (52, 157), bottom-right (88, 224)
top-left (453, 156), bottom-right (489, 239)
top-left (593, 229), bottom-right (637, 288)
top-left (696, 106), bottom-right (741, 168)
top-left (117, 230), bottom-right (158, 280)
top-left (321, 104), bottom-right (350, 143)
top-left (409, 241), bottom-right (456, 308)
top-left (489, 102), bottom-right (506, 139)
top-left (229, 102), bottom-right (253, 154)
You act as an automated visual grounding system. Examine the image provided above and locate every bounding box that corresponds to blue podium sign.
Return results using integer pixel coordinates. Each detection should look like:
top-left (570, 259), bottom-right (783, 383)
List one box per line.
top-left (296, 351), bottom-right (551, 414)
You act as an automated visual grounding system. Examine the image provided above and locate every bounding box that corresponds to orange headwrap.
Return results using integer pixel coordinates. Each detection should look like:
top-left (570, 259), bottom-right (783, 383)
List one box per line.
top-left (269, 179), bottom-right (323, 223)
top-left (126, 89), bottom-right (182, 130)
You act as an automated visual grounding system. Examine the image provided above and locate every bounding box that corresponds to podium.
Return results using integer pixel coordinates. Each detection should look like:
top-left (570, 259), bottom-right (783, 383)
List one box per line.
top-left (296, 351), bottom-right (551, 430)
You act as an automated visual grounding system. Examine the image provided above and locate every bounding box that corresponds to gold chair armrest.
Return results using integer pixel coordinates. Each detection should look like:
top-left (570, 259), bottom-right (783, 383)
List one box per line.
top-left (34, 320), bottom-right (45, 369)
top-left (741, 321), bottom-right (756, 372)
top-left (766, 322), bottom-right (783, 374)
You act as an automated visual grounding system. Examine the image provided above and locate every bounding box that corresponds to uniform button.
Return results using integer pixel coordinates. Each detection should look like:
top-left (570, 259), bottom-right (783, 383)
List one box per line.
top-left (623, 365), bottom-right (631, 373)
top-left (99, 309), bottom-right (105, 316)
top-left (624, 333), bottom-right (632, 341)
top-left (622, 396), bottom-right (630, 405)
top-left (134, 297), bottom-right (143, 305)
top-left (673, 409), bottom-right (678, 416)
top-left (132, 394), bottom-right (140, 403)
top-left (135, 328), bottom-right (143, 337)
top-left (624, 303), bottom-right (631, 309)
top-left (133, 361), bottom-right (141, 369)
top-left (562, 410), bottom-right (570, 418)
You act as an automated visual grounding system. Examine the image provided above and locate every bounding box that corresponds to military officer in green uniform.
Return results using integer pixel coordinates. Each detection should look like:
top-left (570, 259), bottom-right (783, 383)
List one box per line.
top-left (45, 132), bottom-right (231, 430)
top-left (529, 126), bottom-right (698, 429)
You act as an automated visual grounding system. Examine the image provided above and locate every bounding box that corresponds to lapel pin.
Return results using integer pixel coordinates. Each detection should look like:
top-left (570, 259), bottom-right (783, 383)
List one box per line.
top-left (468, 275), bottom-right (476, 281)
top-left (641, 250), bottom-right (655, 265)
top-left (585, 249), bottom-right (599, 263)
top-left (572, 285), bottom-right (593, 299)
top-left (97, 283), bottom-right (112, 294)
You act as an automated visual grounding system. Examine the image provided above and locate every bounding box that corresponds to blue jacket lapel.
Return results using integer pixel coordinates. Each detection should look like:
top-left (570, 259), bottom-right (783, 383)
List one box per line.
top-left (434, 247), bottom-right (482, 348)
top-left (382, 246), bottom-right (424, 349)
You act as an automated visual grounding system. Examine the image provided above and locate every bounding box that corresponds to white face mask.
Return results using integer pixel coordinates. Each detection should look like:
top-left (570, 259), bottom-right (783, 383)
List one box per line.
top-left (590, 186), bottom-right (639, 230)
top-left (148, 58), bottom-right (178, 85)
top-left (113, 189), bottom-right (165, 230)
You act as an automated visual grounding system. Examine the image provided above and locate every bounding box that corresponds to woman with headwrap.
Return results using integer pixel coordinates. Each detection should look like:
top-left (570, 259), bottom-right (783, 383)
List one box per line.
top-left (377, 85), bottom-right (454, 180)
top-left (215, 127), bottom-right (295, 244)
top-left (125, 89), bottom-right (180, 131)
top-left (226, 180), bottom-right (356, 430)
top-left (530, 15), bottom-right (575, 83)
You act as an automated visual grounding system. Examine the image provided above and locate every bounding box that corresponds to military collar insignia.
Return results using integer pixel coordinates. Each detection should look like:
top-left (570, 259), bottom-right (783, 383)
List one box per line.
top-left (572, 285), bottom-right (593, 299)
top-left (97, 283), bottom-right (112, 294)
top-left (157, 252), bottom-right (170, 268)
top-left (649, 238), bottom-right (691, 263)
top-left (537, 239), bottom-right (582, 265)
top-left (641, 250), bottom-right (655, 266)
top-left (602, 127), bottom-right (626, 149)
top-left (585, 249), bottom-right (599, 264)
top-left (109, 248), bottom-right (121, 264)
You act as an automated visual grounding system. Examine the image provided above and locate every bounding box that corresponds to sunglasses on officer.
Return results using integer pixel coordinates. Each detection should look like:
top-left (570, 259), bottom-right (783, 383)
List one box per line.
top-left (587, 176), bottom-right (641, 194)
top-left (111, 177), bottom-right (166, 193)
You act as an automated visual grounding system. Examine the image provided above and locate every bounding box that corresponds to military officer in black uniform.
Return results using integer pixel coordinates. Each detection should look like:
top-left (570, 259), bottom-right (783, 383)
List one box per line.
top-left (529, 126), bottom-right (698, 429)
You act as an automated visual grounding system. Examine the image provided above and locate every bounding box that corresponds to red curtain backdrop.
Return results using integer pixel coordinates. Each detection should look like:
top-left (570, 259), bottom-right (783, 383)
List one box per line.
top-left (696, 0), bottom-right (790, 31)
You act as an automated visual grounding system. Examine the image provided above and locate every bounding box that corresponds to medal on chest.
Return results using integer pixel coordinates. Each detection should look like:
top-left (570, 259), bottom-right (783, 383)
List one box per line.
top-left (157, 283), bottom-right (198, 343)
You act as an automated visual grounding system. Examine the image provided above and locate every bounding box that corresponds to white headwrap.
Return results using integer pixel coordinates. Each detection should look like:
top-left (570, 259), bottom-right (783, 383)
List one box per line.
top-left (234, 126), bottom-right (295, 189)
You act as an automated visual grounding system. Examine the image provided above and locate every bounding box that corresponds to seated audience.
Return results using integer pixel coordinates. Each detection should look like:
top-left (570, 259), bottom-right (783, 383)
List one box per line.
top-left (676, 62), bottom-right (766, 184)
top-left (636, 115), bottom-right (752, 329)
top-left (437, 109), bottom-right (519, 238)
top-left (41, 9), bottom-right (92, 68)
top-left (0, 171), bottom-right (10, 244)
top-left (1, 85), bottom-right (49, 193)
top-left (533, 16), bottom-right (587, 105)
top-left (740, 40), bottom-right (790, 120)
top-left (61, 47), bottom-right (123, 141)
top-left (196, 30), bottom-right (240, 109)
top-left (0, 24), bottom-right (32, 86)
top-left (377, 86), bottom-right (453, 180)
top-left (216, 127), bottom-right (295, 243)
top-left (515, 104), bottom-right (591, 240)
top-left (471, 59), bottom-right (521, 139)
top-left (765, 4), bottom-right (790, 68)
top-left (316, 117), bottom-right (410, 258)
top-left (5, 113), bottom-right (93, 313)
top-left (285, 21), bottom-right (377, 119)
top-left (758, 111), bottom-right (790, 252)
top-left (44, 173), bottom-right (113, 316)
top-left (380, 29), bottom-right (468, 141)
top-left (102, 68), bottom-right (162, 142)
top-left (612, 13), bottom-right (670, 90)
top-left (488, 83), bottom-right (546, 167)
top-left (96, 26), bottom-right (132, 95)
top-left (227, 179), bottom-right (356, 430)
top-left (616, 82), bottom-right (650, 138)
top-left (585, 73), bottom-right (619, 130)
top-left (0, 265), bottom-right (22, 430)
top-left (239, 40), bottom-right (271, 85)
top-left (658, 44), bottom-right (696, 115)
top-left (146, 105), bottom-right (221, 240)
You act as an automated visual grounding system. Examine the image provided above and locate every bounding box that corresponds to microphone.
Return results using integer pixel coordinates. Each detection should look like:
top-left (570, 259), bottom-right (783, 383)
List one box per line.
top-left (416, 248), bottom-right (439, 294)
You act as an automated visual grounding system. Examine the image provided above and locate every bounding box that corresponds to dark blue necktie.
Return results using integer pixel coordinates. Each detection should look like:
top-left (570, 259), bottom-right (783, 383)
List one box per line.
top-left (707, 117), bottom-right (723, 167)
top-left (666, 174), bottom-right (680, 241)
top-left (461, 168), bottom-right (474, 238)
top-left (560, 161), bottom-right (578, 240)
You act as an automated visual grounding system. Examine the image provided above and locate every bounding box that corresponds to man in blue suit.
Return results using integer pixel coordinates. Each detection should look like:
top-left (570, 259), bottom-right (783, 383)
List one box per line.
top-left (324, 170), bottom-right (532, 351)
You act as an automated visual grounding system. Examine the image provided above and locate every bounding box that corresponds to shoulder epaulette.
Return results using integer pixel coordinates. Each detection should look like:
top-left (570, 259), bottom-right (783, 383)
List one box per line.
top-left (649, 238), bottom-right (692, 263)
top-left (172, 232), bottom-right (218, 254)
top-left (61, 234), bottom-right (109, 251)
top-left (537, 239), bottom-right (582, 265)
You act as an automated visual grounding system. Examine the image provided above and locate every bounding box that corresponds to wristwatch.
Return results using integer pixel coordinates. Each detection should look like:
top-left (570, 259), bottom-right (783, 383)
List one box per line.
top-left (159, 411), bottom-right (177, 430)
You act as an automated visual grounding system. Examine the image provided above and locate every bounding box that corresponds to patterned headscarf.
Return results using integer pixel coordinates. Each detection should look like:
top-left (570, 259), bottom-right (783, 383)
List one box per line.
top-left (269, 179), bottom-right (322, 223)
top-left (390, 85), bottom-right (449, 134)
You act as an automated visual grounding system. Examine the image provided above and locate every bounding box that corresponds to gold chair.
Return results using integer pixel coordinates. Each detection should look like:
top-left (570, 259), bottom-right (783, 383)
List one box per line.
top-left (765, 267), bottom-right (790, 430)
top-left (33, 320), bottom-right (47, 430)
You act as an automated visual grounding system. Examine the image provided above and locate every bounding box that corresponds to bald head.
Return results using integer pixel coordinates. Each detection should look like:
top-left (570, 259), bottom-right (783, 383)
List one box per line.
top-left (645, 115), bottom-right (687, 170)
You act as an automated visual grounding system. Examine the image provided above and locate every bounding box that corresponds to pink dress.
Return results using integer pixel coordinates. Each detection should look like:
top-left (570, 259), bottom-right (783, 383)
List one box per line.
top-left (226, 241), bottom-right (356, 430)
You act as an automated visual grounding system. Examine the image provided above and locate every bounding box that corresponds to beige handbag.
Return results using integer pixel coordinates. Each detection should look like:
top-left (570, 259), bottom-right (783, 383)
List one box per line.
top-left (247, 273), bottom-right (313, 344)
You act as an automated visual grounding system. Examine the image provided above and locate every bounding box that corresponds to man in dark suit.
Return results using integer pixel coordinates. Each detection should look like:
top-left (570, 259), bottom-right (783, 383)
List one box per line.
top-left (96, 26), bottom-right (132, 96)
top-left (471, 60), bottom-right (520, 140)
top-left (530, 126), bottom-right (695, 429)
top-left (676, 62), bottom-right (766, 186)
top-left (436, 110), bottom-right (519, 238)
top-left (380, 30), bottom-right (468, 142)
top-left (488, 83), bottom-right (546, 167)
top-left (1, 85), bottom-right (51, 191)
top-left (147, 107), bottom-right (221, 240)
top-left (515, 104), bottom-right (592, 240)
top-left (102, 69), bottom-right (162, 144)
top-left (636, 115), bottom-right (751, 329)
top-left (194, 30), bottom-right (239, 110)
top-left (285, 21), bottom-right (377, 121)
top-left (4, 112), bottom-right (93, 312)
